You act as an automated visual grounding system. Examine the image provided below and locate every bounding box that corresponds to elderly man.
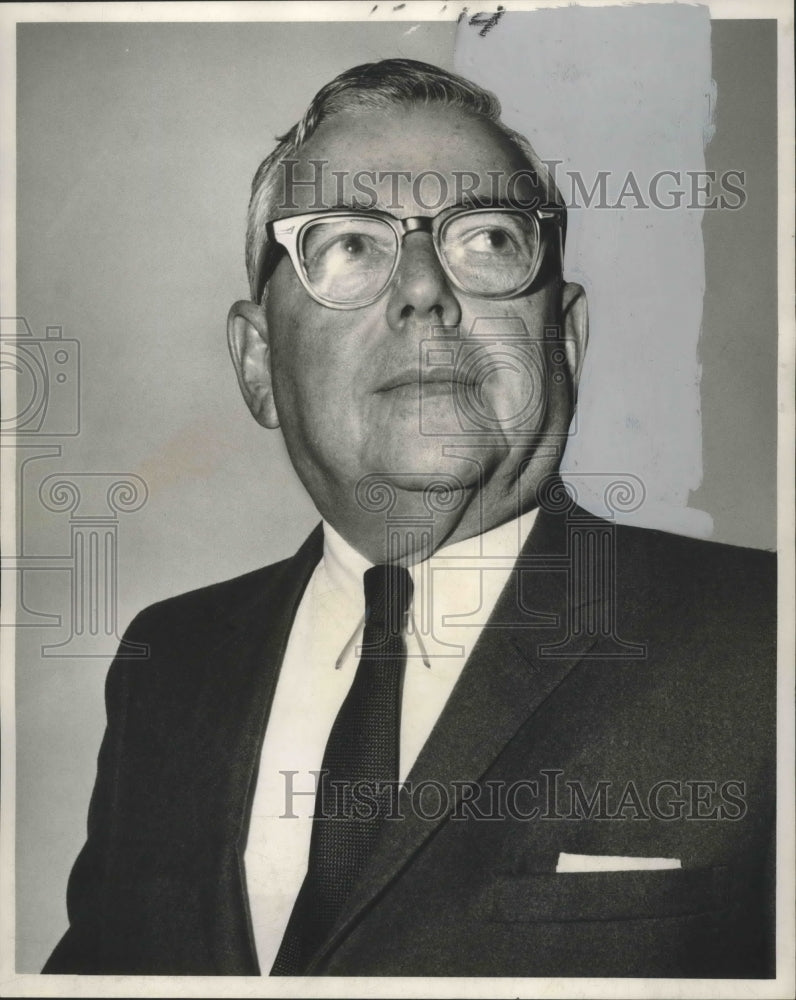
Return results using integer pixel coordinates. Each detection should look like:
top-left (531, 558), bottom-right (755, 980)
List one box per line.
top-left (44, 59), bottom-right (775, 978)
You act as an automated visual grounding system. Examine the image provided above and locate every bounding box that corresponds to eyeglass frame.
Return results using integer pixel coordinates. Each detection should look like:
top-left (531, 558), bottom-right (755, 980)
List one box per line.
top-left (254, 202), bottom-right (566, 309)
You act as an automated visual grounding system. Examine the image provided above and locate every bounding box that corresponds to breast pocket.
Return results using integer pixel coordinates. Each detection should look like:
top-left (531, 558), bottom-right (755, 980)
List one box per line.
top-left (485, 866), bottom-right (730, 923)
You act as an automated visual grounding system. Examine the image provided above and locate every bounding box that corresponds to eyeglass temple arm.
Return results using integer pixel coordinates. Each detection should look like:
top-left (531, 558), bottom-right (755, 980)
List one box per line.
top-left (254, 228), bottom-right (285, 303)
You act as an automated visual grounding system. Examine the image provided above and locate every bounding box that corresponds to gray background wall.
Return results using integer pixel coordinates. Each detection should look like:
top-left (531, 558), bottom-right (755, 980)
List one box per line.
top-left (13, 16), bottom-right (776, 971)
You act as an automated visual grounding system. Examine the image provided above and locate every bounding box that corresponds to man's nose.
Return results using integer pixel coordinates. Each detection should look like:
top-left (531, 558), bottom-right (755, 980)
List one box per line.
top-left (385, 232), bottom-right (462, 332)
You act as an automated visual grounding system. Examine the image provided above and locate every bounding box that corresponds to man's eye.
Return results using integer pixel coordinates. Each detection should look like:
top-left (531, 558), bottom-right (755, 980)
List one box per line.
top-left (460, 227), bottom-right (520, 254)
top-left (309, 231), bottom-right (390, 265)
top-left (338, 234), bottom-right (368, 256)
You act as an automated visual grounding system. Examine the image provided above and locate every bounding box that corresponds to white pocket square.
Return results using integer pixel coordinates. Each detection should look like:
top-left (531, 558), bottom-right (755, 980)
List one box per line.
top-left (556, 852), bottom-right (682, 873)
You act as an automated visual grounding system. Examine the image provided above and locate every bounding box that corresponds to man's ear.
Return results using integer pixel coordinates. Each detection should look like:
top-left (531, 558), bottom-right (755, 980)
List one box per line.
top-left (226, 300), bottom-right (280, 429)
top-left (560, 281), bottom-right (589, 389)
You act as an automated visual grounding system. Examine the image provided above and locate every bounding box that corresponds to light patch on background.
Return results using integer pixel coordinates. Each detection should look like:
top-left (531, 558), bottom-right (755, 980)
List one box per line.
top-left (455, 4), bottom-right (715, 537)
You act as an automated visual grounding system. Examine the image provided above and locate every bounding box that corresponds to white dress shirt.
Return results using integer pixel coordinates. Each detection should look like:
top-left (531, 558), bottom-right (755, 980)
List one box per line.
top-left (244, 507), bottom-right (538, 972)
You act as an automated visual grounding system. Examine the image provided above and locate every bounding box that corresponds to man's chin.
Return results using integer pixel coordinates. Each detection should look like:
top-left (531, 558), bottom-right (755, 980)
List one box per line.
top-left (362, 438), bottom-right (490, 492)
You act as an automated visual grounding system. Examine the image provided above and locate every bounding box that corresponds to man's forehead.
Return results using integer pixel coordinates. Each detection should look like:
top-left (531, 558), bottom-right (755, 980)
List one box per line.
top-left (270, 104), bottom-right (544, 218)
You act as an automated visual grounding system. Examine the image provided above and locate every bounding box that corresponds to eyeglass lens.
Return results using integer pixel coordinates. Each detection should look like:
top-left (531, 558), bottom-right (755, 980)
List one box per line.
top-left (299, 210), bottom-right (539, 305)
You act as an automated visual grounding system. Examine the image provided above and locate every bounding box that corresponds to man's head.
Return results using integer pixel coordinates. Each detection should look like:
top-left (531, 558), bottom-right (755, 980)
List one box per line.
top-left (228, 59), bottom-right (588, 561)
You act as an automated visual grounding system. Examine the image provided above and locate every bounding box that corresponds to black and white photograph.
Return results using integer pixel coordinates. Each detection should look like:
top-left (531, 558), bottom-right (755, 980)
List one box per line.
top-left (1, 1), bottom-right (793, 996)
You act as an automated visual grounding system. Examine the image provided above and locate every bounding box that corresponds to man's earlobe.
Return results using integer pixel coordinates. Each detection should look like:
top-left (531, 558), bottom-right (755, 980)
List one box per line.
top-left (226, 300), bottom-right (280, 429)
top-left (560, 282), bottom-right (589, 388)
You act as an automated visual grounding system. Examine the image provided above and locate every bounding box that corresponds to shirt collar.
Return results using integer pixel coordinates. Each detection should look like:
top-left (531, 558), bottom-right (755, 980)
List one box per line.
top-left (321, 508), bottom-right (539, 672)
top-left (321, 506), bottom-right (539, 597)
top-left (320, 519), bottom-right (373, 603)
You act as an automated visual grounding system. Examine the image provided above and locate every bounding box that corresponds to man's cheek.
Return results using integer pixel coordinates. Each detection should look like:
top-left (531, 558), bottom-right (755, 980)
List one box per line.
top-left (472, 345), bottom-right (548, 434)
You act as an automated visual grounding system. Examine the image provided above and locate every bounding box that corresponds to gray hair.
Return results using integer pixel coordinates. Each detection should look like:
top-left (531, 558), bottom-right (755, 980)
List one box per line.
top-left (245, 58), bottom-right (564, 301)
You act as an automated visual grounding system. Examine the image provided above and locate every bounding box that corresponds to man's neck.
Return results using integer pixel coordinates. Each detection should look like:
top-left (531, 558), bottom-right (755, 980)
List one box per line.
top-left (318, 478), bottom-right (541, 565)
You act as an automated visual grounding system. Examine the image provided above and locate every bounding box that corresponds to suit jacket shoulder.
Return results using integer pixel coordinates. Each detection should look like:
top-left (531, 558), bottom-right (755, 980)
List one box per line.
top-left (609, 519), bottom-right (776, 672)
top-left (125, 522), bottom-right (324, 670)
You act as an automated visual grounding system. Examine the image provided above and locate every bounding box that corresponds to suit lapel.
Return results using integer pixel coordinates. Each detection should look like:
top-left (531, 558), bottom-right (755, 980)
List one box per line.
top-left (184, 525), bottom-right (324, 813)
top-left (172, 525), bottom-right (324, 971)
top-left (307, 504), bottom-right (604, 972)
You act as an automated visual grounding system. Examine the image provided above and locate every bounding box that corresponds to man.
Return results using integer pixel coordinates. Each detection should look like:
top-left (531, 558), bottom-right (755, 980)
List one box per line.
top-left (44, 59), bottom-right (775, 978)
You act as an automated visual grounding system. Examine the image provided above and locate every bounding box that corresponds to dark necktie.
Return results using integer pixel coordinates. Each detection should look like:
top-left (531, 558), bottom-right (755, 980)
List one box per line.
top-left (271, 563), bottom-right (414, 975)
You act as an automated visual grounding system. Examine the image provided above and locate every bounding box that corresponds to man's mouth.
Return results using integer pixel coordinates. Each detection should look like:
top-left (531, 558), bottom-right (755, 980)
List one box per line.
top-left (376, 369), bottom-right (470, 393)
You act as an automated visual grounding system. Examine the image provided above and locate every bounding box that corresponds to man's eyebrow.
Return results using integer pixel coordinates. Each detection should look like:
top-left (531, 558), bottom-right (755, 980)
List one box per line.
top-left (325, 199), bottom-right (508, 212)
top-left (326, 200), bottom-right (387, 212)
top-left (308, 199), bottom-right (543, 218)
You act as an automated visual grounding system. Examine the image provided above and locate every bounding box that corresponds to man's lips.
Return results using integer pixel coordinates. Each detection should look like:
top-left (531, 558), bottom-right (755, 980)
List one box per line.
top-left (376, 369), bottom-right (471, 393)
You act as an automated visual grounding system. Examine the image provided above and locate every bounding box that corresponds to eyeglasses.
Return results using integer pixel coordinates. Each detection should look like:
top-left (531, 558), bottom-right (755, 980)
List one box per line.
top-left (255, 204), bottom-right (565, 309)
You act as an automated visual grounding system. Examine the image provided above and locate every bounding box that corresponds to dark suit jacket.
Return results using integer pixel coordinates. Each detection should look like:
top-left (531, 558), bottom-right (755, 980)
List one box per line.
top-left (44, 504), bottom-right (776, 977)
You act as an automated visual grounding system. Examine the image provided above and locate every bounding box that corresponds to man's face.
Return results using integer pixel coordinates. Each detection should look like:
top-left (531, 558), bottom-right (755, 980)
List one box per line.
top-left (232, 103), bottom-right (586, 532)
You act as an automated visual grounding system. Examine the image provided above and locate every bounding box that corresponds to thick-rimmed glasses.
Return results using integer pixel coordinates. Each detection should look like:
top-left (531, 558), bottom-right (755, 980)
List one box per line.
top-left (255, 204), bottom-right (564, 309)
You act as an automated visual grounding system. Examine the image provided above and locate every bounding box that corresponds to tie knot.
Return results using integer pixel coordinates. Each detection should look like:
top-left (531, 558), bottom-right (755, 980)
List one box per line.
top-left (363, 564), bottom-right (414, 635)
